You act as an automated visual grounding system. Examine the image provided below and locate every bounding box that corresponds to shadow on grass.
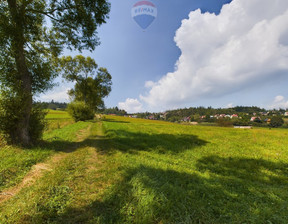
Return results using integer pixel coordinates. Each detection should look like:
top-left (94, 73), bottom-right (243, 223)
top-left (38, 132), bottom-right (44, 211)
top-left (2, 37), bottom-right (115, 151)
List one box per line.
top-left (102, 118), bottom-right (130, 123)
top-left (33, 156), bottom-right (288, 224)
top-left (100, 129), bottom-right (208, 154)
top-left (19, 125), bottom-right (288, 223)
top-left (36, 128), bottom-right (208, 155)
top-left (196, 155), bottom-right (288, 184)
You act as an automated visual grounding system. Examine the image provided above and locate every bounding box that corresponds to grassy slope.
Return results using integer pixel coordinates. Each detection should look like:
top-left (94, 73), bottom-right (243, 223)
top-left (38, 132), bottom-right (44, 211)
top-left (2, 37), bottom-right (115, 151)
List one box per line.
top-left (97, 116), bottom-right (288, 223)
top-left (0, 114), bottom-right (288, 223)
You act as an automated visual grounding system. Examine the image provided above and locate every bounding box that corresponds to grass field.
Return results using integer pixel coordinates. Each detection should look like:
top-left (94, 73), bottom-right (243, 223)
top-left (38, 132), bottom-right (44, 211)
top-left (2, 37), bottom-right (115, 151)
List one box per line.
top-left (0, 113), bottom-right (288, 223)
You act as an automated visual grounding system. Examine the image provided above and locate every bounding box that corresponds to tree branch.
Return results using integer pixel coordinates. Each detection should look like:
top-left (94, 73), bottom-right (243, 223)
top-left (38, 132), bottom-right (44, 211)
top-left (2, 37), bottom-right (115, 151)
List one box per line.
top-left (26, 9), bottom-right (62, 22)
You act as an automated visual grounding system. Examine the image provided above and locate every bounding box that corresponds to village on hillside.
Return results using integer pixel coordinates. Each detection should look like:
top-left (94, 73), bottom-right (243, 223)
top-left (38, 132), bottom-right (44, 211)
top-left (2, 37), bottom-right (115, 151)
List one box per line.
top-left (104, 106), bottom-right (288, 128)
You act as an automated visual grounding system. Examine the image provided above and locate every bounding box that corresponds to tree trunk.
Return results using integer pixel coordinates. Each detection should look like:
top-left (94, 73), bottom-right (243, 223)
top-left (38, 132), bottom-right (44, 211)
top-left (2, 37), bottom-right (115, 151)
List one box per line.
top-left (8, 0), bottom-right (32, 145)
top-left (16, 49), bottom-right (32, 146)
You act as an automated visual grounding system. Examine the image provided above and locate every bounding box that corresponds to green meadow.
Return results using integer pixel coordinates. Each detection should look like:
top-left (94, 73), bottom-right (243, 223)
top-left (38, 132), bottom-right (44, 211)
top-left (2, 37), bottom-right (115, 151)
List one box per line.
top-left (0, 112), bottom-right (288, 223)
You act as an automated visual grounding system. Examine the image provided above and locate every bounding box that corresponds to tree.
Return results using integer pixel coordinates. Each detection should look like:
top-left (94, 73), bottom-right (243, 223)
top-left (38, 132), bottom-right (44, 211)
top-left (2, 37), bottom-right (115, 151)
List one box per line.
top-left (270, 116), bottom-right (284, 128)
top-left (0, 1), bottom-right (110, 145)
top-left (61, 55), bottom-right (112, 111)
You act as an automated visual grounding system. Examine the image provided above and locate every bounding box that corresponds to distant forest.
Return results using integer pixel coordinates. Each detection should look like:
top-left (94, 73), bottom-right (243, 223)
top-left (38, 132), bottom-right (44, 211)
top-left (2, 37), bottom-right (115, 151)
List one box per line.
top-left (36, 100), bottom-right (68, 110)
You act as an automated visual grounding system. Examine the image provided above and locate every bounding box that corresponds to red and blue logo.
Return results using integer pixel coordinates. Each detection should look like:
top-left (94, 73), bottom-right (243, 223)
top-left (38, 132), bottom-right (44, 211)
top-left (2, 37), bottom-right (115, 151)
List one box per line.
top-left (131, 1), bottom-right (157, 30)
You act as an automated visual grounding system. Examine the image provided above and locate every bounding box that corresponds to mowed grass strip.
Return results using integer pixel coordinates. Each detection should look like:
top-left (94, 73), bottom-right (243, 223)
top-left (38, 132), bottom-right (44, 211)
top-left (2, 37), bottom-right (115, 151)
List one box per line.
top-left (1, 115), bottom-right (288, 223)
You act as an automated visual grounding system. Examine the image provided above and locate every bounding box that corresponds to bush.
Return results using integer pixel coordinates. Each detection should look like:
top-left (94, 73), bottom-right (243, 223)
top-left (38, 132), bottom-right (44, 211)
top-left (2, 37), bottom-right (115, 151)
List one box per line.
top-left (233, 119), bottom-right (251, 126)
top-left (67, 101), bottom-right (94, 122)
top-left (252, 122), bottom-right (269, 127)
top-left (216, 118), bottom-right (233, 127)
top-left (0, 93), bottom-right (46, 145)
top-left (29, 107), bottom-right (47, 142)
top-left (270, 116), bottom-right (284, 128)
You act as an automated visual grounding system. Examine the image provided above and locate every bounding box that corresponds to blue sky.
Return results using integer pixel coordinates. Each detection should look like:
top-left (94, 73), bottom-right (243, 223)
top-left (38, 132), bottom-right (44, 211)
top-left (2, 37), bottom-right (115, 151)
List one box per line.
top-left (39, 0), bottom-right (288, 112)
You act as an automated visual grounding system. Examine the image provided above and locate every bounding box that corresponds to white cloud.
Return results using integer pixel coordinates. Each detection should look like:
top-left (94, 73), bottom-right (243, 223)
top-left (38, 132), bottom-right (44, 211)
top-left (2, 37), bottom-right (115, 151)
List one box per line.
top-left (269, 95), bottom-right (288, 109)
top-left (118, 98), bottom-right (143, 113)
top-left (145, 81), bottom-right (156, 88)
top-left (140, 0), bottom-right (288, 111)
top-left (38, 86), bottom-right (70, 102)
top-left (226, 103), bottom-right (233, 108)
top-left (274, 95), bottom-right (284, 103)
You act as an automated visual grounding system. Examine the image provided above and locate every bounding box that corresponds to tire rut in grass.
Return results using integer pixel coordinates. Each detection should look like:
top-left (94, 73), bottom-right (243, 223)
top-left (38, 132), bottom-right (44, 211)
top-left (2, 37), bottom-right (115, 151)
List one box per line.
top-left (0, 124), bottom-right (93, 204)
top-left (0, 152), bottom-right (68, 204)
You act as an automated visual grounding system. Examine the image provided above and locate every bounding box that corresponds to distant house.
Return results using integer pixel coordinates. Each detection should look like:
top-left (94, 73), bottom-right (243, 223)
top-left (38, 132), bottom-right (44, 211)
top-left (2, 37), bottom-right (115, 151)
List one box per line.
top-left (285, 112), bottom-right (288, 117)
top-left (264, 118), bottom-right (271, 124)
top-left (214, 114), bottom-right (226, 119)
top-left (182, 117), bottom-right (191, 122)
top-left (250, 117), bottom-right (261, 122)
top-left (231, 114), bottom-right (239, 118)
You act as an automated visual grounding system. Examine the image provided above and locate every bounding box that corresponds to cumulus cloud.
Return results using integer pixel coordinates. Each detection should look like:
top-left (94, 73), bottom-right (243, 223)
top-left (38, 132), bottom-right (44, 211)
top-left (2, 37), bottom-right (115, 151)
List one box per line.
top-left (269, 95), bottom-right (288, 109)
top-left (118, 98), bottom-right (143, 113)
top-left (141, 0), bottom-right (288, 110)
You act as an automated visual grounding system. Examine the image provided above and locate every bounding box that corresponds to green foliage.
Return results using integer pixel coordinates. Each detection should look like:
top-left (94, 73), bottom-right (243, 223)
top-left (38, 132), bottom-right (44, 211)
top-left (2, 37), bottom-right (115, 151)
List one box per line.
top-left (0, 0), bottom-right (110, 145)
top-left (270, 116), bottom-right (284, 128)
top-left (35, 101), bottom-right (68, 111)
top-left (67, 101), bottom-right (94, 122)
top-left (216, 118), bottom-right (233, 127)
top-left (29, 107), bottom-right (47, 142)
top-left (232, 119), bottom-right (251, 126)
top-left (0, 92), bottom-right (46, 145)
top-left (61, 55), bottom-right (112, 111)
top-left (103, 107), bottom-right (127, 116)
top-left (233, 106), bottom-right (266, 114)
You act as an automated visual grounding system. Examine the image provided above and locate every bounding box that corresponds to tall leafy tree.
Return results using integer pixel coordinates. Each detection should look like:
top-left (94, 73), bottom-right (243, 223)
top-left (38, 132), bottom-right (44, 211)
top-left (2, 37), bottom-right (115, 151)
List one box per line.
top-left (0, 0), bottom-right (110, 145)
top-left (61, 55), bottom-right (112, 111)
top-left (270, 116), bottom-right (284, 128)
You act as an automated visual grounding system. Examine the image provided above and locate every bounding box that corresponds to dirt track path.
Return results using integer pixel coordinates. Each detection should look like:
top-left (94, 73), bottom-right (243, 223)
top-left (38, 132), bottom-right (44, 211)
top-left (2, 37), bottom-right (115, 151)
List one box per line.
top-left (0, 152), bottom-right (68, 203)
top-left (0, 124), bottom-right (92, 204)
